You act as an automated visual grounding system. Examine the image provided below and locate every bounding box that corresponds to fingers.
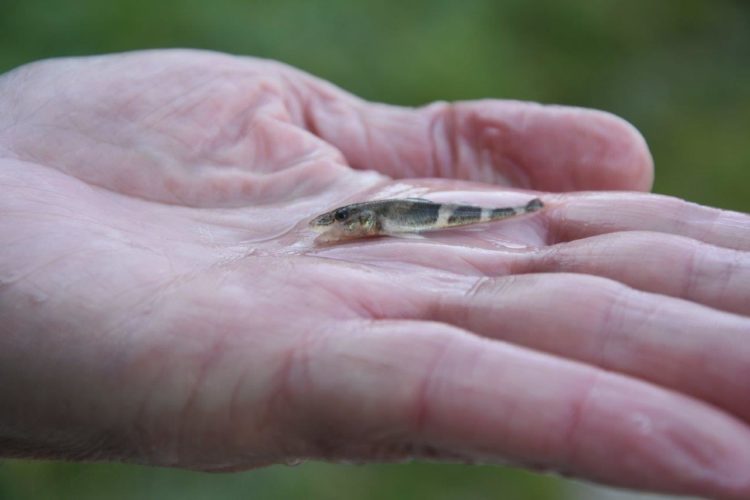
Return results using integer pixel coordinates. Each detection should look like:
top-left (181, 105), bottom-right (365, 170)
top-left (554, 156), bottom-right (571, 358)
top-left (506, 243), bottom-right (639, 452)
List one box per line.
top-left (292, 74), bottom-right (653, 191)
top-left (544, 192), bottom-right (750, 251)
top-left (432, 273), bottom-right (750, 423)
top-left (278, 319), bottom-right (750, 499)
top-left (525, 231), bottom-right (750, 316)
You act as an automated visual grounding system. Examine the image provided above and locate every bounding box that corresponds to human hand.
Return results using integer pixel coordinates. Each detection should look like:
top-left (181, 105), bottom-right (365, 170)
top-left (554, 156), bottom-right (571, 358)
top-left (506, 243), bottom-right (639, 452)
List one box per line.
top-left (1, 50), bottom-right (748, 498)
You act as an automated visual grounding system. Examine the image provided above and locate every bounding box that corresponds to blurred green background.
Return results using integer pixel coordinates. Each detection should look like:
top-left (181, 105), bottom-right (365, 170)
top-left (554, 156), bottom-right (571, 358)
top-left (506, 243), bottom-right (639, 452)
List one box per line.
top-left (0, 0), bottom-right (747, 499)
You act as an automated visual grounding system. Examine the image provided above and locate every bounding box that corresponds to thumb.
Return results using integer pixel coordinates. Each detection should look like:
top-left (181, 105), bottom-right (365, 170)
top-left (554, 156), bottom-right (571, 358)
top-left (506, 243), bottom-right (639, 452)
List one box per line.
top-left (292, 72), bottom-right (653, 192)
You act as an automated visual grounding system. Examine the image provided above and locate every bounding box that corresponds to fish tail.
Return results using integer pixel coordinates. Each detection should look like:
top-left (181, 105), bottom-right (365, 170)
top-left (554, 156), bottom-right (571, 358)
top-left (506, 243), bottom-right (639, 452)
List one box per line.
top-left (489, 198), bottom-right (544, 220)
top-left (525, 198), bottom-right (544, 212)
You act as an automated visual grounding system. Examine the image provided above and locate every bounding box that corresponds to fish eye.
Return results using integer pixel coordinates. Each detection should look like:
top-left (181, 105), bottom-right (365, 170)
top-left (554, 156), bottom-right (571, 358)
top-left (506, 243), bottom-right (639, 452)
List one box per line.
top-left (334, 208), bottom-right (349, 221)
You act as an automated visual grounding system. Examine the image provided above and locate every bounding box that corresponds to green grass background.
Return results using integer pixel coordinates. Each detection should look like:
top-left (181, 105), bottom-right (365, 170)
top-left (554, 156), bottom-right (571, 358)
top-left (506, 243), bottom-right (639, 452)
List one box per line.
top-left (1, 1), bottom-right (748, 499)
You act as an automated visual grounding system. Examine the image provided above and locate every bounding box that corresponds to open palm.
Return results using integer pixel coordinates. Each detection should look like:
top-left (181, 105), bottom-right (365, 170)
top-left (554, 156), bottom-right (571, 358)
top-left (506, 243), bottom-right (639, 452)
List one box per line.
top-left (1, 50), bottom-right (749, 498)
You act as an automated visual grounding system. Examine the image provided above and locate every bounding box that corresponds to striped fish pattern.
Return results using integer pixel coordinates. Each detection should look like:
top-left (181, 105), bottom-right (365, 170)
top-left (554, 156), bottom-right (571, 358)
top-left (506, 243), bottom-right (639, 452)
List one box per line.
top-left (309, 197), bottom-right (543, 242)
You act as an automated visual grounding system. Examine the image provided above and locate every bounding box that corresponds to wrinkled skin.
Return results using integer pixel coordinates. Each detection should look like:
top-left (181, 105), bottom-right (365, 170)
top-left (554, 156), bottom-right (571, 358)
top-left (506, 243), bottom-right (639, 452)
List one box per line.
top-left (1, 50), bottom-right (750, 498)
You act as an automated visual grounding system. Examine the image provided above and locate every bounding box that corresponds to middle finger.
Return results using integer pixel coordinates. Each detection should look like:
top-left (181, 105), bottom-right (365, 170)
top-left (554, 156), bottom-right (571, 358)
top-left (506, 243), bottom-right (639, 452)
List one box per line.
top-left (431, 272), bottom-right (750, 423)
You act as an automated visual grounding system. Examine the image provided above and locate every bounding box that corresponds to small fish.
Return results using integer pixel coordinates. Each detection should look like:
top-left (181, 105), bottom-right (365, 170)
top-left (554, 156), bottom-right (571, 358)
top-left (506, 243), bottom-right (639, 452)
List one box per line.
top-left (309, 197), bottom-right (544, 243)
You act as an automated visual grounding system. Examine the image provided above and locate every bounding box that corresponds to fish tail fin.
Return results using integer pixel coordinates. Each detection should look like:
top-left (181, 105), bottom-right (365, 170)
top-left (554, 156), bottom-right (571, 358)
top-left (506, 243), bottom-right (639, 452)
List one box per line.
top-left (525, 198), bottom-right (544, 212)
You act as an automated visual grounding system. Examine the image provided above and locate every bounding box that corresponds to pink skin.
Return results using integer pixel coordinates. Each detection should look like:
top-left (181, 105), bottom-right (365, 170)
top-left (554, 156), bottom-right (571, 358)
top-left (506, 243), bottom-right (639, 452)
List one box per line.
top-left (1, 49), bottom-right (749, 497)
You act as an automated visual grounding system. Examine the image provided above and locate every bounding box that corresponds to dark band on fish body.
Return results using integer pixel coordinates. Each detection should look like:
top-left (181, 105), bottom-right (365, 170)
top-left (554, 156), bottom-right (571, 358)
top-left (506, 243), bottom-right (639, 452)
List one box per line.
top-left (490, 207), bottom-right (518, 219)
top-left (448, 205), bottom-right (482, 224)
top-left (388, 201), bottom-right (441, 225)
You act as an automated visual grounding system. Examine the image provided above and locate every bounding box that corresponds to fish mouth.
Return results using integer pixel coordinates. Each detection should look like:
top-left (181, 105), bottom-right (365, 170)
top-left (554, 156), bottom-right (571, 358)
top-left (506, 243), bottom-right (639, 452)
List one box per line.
top-left (309, 216), bottom-right (334, 232)
top-left (313, 226), bottom-right (361, 244)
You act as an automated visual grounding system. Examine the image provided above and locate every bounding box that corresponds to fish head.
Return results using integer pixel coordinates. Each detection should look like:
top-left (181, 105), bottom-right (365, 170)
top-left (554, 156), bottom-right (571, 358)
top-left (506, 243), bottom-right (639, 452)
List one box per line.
top-left (309, 205), bottom-right (377, 241)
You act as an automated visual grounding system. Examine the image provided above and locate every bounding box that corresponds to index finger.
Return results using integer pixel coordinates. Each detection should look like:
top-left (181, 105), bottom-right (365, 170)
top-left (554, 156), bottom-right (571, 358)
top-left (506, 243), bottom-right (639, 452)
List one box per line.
top-left (543, 191), bottom-right (750, 251)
